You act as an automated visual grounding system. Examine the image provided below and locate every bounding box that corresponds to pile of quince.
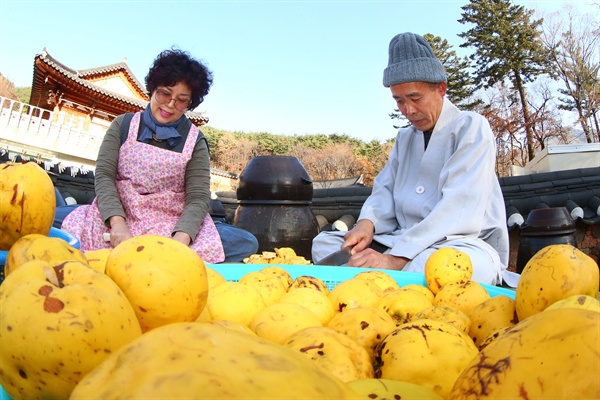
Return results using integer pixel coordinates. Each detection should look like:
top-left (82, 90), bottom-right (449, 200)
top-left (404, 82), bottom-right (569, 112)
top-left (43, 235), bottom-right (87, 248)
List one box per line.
top-left (1, 205), bottom-right (599, 400)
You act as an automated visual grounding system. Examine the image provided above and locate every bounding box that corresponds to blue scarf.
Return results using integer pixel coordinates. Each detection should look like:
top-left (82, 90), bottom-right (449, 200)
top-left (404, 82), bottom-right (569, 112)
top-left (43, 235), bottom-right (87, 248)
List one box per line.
top-left (139, 104), bottom-right (183, 147)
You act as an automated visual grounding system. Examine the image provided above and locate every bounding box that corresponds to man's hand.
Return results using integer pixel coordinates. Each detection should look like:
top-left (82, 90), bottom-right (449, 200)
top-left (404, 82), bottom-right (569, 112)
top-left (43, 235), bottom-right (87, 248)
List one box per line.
top-left (108, 216), bottom-right (133, 248)
top-left (343, 219), bottom-right (375, 252)
top-left (347, 248), bottom-right (409, 270)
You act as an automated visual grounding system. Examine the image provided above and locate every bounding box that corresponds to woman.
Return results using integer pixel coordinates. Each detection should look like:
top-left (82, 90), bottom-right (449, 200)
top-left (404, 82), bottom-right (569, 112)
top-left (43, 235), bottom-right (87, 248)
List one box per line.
top-left (62, 49), bottom-right (224, 263)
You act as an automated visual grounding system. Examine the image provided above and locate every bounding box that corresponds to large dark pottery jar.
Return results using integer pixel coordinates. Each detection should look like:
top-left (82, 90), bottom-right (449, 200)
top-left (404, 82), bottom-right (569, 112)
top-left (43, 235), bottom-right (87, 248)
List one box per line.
top-left (236, 156), bottom-right (313, 202)
top-left (233, 156), bottom-right (319, 259)
top-left (516, 207), bottom-right (577, 274)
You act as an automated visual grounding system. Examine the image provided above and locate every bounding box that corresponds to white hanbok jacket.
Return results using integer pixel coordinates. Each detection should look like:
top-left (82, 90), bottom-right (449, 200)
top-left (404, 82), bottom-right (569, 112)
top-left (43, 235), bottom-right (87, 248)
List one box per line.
top-left (359, 98), bottom-right (509, 267)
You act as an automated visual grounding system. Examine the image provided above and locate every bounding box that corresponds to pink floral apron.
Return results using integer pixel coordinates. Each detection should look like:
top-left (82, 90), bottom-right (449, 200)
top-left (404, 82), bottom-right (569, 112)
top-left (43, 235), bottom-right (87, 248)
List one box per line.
top-left (62, 112), bottom-right (225, 263)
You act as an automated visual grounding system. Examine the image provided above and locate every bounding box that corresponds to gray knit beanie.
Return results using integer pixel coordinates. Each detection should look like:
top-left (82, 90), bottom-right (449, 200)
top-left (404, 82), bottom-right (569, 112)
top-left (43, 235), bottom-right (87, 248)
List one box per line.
top-left (383, 32), bottom-right (447, 87)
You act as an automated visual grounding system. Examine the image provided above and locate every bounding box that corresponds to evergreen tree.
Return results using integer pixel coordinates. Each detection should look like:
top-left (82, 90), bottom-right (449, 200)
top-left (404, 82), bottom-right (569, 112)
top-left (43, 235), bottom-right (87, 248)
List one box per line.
top-left (424, 33), bottom-right (480, 110)
top-left (458, 0), bottom-right (552, 160)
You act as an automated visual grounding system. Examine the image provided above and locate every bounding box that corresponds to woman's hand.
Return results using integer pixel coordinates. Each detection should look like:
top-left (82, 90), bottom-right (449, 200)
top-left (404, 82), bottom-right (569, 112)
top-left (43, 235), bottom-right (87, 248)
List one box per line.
top-left (172, 232), bottom-right (192, 247)
top-left (108, 216), bottom-right (133, 247)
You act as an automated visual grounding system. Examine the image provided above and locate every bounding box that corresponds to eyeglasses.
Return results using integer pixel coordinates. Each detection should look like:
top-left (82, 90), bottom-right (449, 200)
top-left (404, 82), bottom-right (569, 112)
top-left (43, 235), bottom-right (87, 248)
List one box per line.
top-left (154, 88), bottom-right (191, 111)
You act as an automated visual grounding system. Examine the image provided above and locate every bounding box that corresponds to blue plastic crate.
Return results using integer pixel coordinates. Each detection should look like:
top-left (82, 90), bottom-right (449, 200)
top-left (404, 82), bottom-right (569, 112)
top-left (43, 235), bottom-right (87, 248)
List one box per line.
top-left (208, 263), bottom-right (516, 299)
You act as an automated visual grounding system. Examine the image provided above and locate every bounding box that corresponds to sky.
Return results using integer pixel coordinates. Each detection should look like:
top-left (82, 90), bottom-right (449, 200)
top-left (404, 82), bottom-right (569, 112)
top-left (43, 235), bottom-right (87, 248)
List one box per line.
top-left (0, 0), bottom-right (595, 143)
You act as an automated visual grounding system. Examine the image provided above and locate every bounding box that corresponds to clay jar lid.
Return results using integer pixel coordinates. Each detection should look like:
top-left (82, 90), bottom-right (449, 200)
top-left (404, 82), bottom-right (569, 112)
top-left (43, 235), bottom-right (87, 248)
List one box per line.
top-left (521, 207), bottom-right (576, 236)
top-left (236, 156), bottom-right (313, 202)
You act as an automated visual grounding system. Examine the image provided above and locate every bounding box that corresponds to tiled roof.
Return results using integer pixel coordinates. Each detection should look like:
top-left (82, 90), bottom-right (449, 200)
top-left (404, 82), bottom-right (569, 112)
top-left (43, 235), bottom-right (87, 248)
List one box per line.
top-left (35, 49), bottom-right (149, 108)
top-left (33, 49), bottom-right (209, 124)
top-left (78, 62), bottom-right (147, 95)
top-left (309, 166), bottom-right (600, 229)
top-left (499, 166), bottom-right (600, 228)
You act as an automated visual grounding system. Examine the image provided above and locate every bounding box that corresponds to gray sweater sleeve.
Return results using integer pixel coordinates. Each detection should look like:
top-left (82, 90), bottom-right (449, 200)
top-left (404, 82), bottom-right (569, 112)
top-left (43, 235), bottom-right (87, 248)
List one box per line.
top-left (95, 115), bottom-right (126, 226)
top-left (95, 114), bottom-right (211, 242)
top-left (174, 137), bottom-right (211, 242)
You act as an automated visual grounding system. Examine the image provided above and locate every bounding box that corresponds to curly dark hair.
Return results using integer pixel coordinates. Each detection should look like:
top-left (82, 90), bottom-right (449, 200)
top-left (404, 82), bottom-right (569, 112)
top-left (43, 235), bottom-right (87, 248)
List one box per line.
top-left (145, 49), bottom-right (213, 109)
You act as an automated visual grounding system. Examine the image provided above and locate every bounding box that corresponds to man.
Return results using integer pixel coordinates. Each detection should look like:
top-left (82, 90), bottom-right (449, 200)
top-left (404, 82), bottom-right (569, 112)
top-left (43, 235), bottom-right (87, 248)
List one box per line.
top-left (312, 32), bottom-right (509, 285)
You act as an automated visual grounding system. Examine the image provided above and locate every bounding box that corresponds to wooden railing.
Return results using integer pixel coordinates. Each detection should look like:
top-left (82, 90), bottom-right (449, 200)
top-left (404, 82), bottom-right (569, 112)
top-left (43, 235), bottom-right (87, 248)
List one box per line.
top-left (0, 96), bottom-right (104, 166)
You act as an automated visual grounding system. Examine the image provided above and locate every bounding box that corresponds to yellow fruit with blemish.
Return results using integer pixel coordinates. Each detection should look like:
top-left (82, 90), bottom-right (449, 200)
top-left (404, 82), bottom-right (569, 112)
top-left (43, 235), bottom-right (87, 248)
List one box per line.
top-left (290, 275), bottom-right (330, 295)
top-left (69, 323), bottom-right (358, 399)
top-left (4, 233), bottom-right (88, 277)
top-left (327, 306), bottom-right (397, 360)
top-left (425, 247), bottom-right (472, 294)
top-left (515, 244), bottom-right (599, 321)
top-left (205, 265), bottom-right (226, 289)
top-left (467, 295), bottom-right (517, 346)
top-left (413, 305), bottom-right (471, 335)
top-left (283, 326), bottom-right (374, 382)
top-left (105, 235), bottom-right (208, 332)
top-left (329, 277), bottom-right (384, 313)
top-left (239, 270), bottom-right (288, 305)
top-left (0, 259), bottom-right (141, 400)
top-left (354, 270), bottom-right (400, 294)
top-left (0, 161), bottom-right (56, 250)
top-left (260, 265), bottom-right (293, 289)
top-left (205, 281), bottom-right (266, 326)
top-left (402, 283), bottom-right (435, 303)
top-left (278, 287), bottom-right (335, 325)
top-left (433, 280), bottom-right (491, 315)
top-left (544, 294), bottom-right (600, 313)
top-left (249, 302), bottom-right (322, 344)
top-left (449, 308), bottom-right (600, 399)
top-left (374, 318), bottom-right (479, 399)
top-left (83, 248), bottom-right (111, 273)
top-left (375, 288), bottom-right (433, 324)
top-left (348, 378), bottom-right (443, 400)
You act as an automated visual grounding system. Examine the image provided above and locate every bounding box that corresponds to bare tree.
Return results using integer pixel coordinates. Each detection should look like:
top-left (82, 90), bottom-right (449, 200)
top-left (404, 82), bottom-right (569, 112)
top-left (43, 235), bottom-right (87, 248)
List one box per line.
top-left (479, 84), bottom-right (528, 174)
top-left (541, 5), bottom-right (600, 143)
top-left (528, 78), bottom-right (573, 147)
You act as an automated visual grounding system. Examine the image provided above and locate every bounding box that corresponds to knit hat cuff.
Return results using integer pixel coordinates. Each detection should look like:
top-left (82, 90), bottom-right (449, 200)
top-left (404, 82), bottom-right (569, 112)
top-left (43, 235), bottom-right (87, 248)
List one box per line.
top-left (383, 57), bottom-right (447, 87)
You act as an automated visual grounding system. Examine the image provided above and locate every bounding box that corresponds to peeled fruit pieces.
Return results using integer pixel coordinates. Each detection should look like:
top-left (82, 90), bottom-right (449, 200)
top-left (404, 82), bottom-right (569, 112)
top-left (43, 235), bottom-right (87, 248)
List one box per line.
top-left (0, 161), bottom-right (56, 250)
top-left (515, 244), bottom-right (599, 321)
top-left (425, 247), bottom-right (473, 294)
top-left (70, 323), bottom-right (358, 399)
top-left (448, 308), bottom-right (600, 399)
top-left (105, 235), bottom-right (209, 332)
top-left (283, 326), bottom-right (374, 382)
top-left (0, 259), bottom-right (142, 400)
top-left (4, 233), bottom-right (87, 277)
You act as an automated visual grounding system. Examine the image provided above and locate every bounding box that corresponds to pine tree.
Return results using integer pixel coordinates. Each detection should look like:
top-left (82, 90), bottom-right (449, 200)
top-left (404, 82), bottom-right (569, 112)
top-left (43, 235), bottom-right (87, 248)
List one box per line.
top-left (458, 0), bottom-right (552, 160)
top-left (424, 33), bottom-right (481, 110)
